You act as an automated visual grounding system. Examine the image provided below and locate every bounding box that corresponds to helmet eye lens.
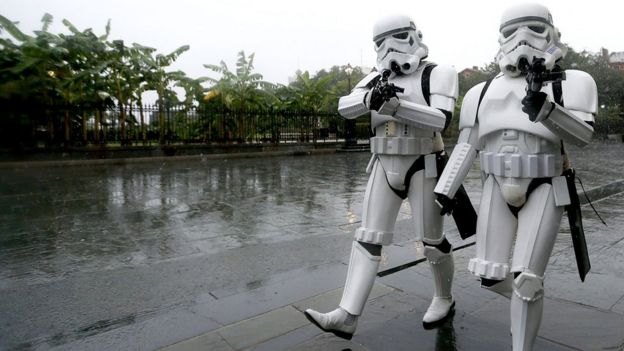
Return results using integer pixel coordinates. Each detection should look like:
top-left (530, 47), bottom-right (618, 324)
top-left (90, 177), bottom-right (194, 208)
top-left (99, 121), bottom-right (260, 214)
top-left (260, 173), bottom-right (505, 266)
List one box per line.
top-left (528, 25), bottom-right (546, 33)
top-left (392, 32), bottom-right (409, 40)
top-left (375, 38), bottom-right (385, 47)
top-left (502, 28), bottom-right (516, 38)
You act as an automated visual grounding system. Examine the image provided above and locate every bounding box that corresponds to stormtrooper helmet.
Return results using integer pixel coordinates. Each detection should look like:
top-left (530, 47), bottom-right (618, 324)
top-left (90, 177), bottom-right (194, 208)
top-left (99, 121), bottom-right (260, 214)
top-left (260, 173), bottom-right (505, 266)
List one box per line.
top-left (373, 15), bottom-right (428, 75)
top-left (496, 3), bottom-right (567, 77)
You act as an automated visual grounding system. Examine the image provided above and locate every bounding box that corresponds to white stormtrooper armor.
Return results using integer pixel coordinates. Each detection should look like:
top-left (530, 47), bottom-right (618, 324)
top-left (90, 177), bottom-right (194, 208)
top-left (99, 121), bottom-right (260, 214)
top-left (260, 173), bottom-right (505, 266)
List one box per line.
top-left (435, 4), bottom-right (597, 350)
top-left (304, 14), bottom-right (459, 339)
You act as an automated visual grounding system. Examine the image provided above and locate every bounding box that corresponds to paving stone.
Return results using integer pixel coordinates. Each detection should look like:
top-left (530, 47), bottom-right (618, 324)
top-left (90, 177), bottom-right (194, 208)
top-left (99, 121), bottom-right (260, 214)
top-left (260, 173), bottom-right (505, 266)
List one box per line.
top-left (160, 332), bottom-right (234, 351)
top-left (540, 297), bottom-right (624, 350)
top-left (610, 296), bottom-right (624, 315)
top-left (50, 308), bottom-right (219, 351)
top-left (216, 306), bottom-right (308, 350)
top-left (248, 324), bottom-right (321, 351)
top-left (286, 333), bottom-right (370, 351)
top-left (192, 263), bottom-right (347, 326)
top-left (545, 271), bottom-right (624, 311)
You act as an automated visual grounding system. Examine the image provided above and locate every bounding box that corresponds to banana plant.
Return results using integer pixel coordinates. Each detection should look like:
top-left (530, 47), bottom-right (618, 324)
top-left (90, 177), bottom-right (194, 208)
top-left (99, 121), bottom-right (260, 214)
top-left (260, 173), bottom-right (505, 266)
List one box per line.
top-left (204, 51), bottom-right (276, 142)
top-left (140, 45), bottom-right (190, 143)
top-left (0, 13), bottom-right (70, 145)
top-left (57, 18), bottom-right (112, 144)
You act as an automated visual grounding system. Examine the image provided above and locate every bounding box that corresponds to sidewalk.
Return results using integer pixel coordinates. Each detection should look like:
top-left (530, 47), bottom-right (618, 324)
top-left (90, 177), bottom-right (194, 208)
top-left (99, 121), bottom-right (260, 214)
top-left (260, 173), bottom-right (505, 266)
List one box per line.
top-left (159, 190), bottom-right (624, 351)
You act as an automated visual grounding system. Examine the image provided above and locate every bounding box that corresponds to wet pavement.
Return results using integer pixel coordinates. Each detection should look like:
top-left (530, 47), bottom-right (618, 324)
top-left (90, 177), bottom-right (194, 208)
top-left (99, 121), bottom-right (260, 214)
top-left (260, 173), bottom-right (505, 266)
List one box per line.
top-left (0, 142), bottom-right (623, 350)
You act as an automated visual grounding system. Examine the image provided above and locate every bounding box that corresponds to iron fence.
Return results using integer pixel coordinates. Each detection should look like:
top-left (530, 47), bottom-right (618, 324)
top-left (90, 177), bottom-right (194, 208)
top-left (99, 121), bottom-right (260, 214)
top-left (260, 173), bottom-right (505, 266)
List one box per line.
top-left (4, 102), bottom-right (622, 149)
top-left (5, 104), bottom-right (372, 148)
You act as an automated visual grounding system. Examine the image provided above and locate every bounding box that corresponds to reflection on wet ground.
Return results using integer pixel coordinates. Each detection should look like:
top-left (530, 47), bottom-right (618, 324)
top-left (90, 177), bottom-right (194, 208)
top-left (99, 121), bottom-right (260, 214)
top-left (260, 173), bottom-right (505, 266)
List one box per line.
top-left (0, 143), bottom-right (621, 286)
top-left (0, 153), bottom-right (370, 285)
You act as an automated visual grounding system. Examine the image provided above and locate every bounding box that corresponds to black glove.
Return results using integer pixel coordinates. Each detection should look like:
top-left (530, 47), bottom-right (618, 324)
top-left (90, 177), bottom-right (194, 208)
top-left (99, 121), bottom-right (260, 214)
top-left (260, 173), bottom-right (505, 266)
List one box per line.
top-left (435, 193), bottom-right (456, 216)
top-left (369, 81), bottom-right (402, 112)
top-left (368, 86), bottom-right (385, 111)
top-left (521, 91), bottom-right (548, 122)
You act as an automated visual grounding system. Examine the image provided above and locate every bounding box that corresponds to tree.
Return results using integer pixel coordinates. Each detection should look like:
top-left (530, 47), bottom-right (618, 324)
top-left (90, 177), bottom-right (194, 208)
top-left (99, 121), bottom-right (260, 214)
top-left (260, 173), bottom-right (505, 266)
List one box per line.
top-left (283, 71), bottom-right (335, 112)
top-left (560, 48), bottom-right (624, 135)
top-left (0, 13), bottom-right (67, 146)
top-left (140, 45), bottom-right (190, 144)
top-left (204, 50), bottom-right (275, 142)
top-left (57, 18), bottom-right (112, 144)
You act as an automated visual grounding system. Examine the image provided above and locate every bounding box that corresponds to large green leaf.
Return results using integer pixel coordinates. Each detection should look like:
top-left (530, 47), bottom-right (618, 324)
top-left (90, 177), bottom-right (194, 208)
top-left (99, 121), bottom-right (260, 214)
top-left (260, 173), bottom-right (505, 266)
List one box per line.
top-left (41, 13), bottom-right (53, 32)
top-left (0, 14), bottom-right (30, 42)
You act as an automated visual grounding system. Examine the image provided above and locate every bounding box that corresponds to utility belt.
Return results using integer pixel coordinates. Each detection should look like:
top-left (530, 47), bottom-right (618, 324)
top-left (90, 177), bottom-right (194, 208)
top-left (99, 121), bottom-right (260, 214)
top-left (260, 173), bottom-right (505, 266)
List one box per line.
top-left (479, 152), bottom-right (561, 178)
top-left (370, 136), bottom-right (433, 155)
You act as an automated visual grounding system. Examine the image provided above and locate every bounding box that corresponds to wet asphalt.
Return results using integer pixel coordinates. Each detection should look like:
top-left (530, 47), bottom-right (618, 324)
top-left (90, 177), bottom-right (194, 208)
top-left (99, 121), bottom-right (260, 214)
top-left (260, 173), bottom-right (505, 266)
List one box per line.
top-left (0, 141), bottom-right (623, 350)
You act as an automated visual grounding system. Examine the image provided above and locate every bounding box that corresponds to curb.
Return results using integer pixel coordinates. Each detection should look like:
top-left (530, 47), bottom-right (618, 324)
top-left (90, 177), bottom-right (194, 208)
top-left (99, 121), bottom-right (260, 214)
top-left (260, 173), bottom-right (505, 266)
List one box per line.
top-left (0, 148), bottom-right (350, 169)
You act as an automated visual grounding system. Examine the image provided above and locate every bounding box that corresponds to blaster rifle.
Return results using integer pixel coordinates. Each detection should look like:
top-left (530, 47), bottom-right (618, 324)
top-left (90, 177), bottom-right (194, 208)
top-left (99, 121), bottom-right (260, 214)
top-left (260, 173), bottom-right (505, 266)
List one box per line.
top-left (519, 57), bottom-right (566, 121)
top-left (369, 68), bottom-right (405, 111)
top-left (520, 56), bottom-right (566, 95)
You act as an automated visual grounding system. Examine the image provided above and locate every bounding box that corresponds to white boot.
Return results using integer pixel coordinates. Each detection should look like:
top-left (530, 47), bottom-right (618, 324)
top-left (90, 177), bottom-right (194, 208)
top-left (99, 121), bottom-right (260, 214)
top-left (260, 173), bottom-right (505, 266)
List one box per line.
top-left (304, 241), bottom-right (380, 339)
top-left (304, 307), bottom-right (358, 340)
top-left (423, 245), bottom-right (455, 328)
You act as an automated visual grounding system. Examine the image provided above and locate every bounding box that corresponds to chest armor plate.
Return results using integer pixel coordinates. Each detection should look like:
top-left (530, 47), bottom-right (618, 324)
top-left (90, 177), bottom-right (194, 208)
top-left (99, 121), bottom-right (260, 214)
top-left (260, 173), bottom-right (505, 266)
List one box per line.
top-left (478, 76), bottom-right (560, 145)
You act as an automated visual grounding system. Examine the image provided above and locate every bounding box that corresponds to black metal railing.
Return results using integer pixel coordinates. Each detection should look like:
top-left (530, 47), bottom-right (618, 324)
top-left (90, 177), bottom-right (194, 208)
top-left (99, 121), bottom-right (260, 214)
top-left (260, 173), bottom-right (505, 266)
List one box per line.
top-left (1, 104), bottom-right (373, 148)
top-left (4, 102), bottom-right (621, 149)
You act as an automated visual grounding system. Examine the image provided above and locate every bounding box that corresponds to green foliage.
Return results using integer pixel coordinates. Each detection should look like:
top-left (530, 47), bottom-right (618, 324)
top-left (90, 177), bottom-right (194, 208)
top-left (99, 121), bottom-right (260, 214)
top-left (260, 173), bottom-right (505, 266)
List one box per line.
top-left (203, 51), bottom-right (278, 142)
top-left (2, 10), bottom-right (622, 148)
top-left (561, 48), bottom-right (624, 119)
top-left (280, 71), bottom-right (335, 111)
top-left (458, 62), bottom-right (499, 97)
top-left (203, 50), bottom-right (276, 111)
top-left (0, 13), bottom-right (190, 147)
top-left (280, 65), bottom-right (366, 112)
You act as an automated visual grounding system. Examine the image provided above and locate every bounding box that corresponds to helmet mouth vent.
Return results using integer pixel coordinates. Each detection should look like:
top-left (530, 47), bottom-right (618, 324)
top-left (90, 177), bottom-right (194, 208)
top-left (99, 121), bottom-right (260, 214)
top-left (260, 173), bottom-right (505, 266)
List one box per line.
top-left (505, 40), bottom-right (540, 54)
top-left (381, 48), bottom-right (406, 60)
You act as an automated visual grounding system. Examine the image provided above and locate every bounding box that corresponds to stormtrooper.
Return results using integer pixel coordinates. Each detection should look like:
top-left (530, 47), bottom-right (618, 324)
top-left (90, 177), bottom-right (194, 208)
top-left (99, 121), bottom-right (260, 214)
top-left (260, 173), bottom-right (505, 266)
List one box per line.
top-left (434, 3), bottom-right (596, 350)
top-left (304, 14), bottom-right (459, 339)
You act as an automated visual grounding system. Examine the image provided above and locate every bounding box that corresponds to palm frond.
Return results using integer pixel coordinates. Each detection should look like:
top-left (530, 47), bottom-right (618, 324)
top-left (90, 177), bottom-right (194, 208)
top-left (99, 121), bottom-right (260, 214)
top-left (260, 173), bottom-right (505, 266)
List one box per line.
top-left (0, 14), bottom-right (30, 42)
top-left (41, 13), bottom-right (53, 32)
top-left (62, 19), bottom-right (80, 35)
top-left (99, 19), bottom-right (111, 41)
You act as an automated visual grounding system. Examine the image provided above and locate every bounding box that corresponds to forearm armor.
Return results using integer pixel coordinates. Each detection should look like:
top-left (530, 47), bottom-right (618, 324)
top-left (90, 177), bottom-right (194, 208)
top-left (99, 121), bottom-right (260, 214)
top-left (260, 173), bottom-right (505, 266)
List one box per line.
top-left (337, 72), bottom-right (381, 119)
top-left (537, 69), bottom-right (596, 147)
top-left (434, 127), bottom-right (478, 198)
top-left (338, 89), bottom-right (369, 119)
top-left (539, 103), bottom-right (594, 147)
top-left (392, 99), bottom-right (447, 131)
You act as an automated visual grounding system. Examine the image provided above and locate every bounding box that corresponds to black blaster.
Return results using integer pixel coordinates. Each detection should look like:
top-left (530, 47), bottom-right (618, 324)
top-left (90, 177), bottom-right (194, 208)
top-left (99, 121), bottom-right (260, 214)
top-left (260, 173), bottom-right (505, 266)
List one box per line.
top-left (520, 57), bottom-right (566, 121)
top-left (520, 56), bottom-right (566, 92)
top-left (369, 68), bottom-right (405, 111)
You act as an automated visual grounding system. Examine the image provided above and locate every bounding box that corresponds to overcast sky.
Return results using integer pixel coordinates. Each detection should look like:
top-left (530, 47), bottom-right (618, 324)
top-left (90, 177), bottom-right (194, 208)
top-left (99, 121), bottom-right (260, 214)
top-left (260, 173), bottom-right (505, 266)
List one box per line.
top-left (2, 0), bottom-right (622, 86)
